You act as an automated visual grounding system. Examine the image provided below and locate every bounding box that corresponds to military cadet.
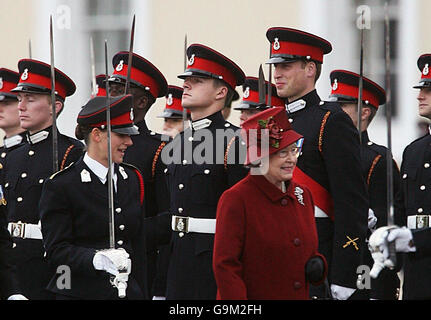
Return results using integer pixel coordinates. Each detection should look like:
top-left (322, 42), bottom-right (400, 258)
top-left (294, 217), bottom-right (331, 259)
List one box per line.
top-left (234, 76), bottom-right (285, 126)
top-left (108, 51), bottom-right (169, 297)
top-left (157, 85), bottom-right (190, 138)
top-left (39, 94), bottom-right (149, 300)
top-left (265, 27), bottom-right (369, 300)
top-left (165, 43), bottom-right (248, 299)
top-left (2, 59), bottom-right (84, 299)
top-left (0, 69), bottom-right (27, 170)
top-left (214, 107), bottom-right (327, 299)
top-left (328, 69), bottom-right (401, 300)
top-left (370, 54), bottom-right (431, 300)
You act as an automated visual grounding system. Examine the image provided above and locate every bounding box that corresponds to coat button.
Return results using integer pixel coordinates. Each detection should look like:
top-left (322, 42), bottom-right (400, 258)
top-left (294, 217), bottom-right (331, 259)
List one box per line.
top-left (28, 150), bottom-right (35, 156)
top-left (402, 173), bottom-right (407, 179)
top-left (179, 232), bottom-right (184, 238)
top-left (164, 168), bottom-right (168, 174)
top-left (5, 183), bottom-right (9, 188)
top-left (178, 208), bottom-right (183, 213)
top-left (1, 153), bottom-right (6, 158)
top-left (420, 185), bottom-right (426, 191)
top-left (281, 198), bottom-right (288, 206)
top-left (12, 243), bottom-right (16, 248)
top-left (425, 163), bottom-right (430, 169)
top-left (119, 225), bottom-right (125, 230)
top-left (21, 173), bottom-right (27, 178)
top-left (294, 281), bottom-right (302, 289)
top-left (117, 240), bottom-right (123, 246)
top-left (188, 136), bottom-right (194, 142)
top-left (204, 169), bottom-right (210, 174)
top-left (293, 238), bottom-right (301, 246)
top-left (178, 184), bottom-right (184, 190)
top-left (182, 159), bottom-right (187, 165)
top-left (288, 118), bottom-right (293, 123)
top-left (39, 179), bottom-right (44, 184)
top-left (17, 197), bottom-right (23, 202)
top-left (418, 208), bottom-right (424, 213)
top-left (224, 123), bottom-right (231, 128)
top-left (116, 208), bottom-right (122, 213)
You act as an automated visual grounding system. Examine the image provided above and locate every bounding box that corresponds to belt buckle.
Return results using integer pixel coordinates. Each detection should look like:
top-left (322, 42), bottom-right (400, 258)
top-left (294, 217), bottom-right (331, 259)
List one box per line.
top-left (175, 216), bottom-right (189, 234)
top-left (11, 221), bottom-right (25, 239)
top-left (416, 215), bottom-right (429, 229)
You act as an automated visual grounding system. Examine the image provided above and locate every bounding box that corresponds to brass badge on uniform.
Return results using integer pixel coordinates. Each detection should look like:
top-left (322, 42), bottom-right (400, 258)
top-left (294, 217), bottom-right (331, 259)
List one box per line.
top-left (343, 236), bottom-right (359, 250)
top-left (21, 68), bottom-right (29, 81)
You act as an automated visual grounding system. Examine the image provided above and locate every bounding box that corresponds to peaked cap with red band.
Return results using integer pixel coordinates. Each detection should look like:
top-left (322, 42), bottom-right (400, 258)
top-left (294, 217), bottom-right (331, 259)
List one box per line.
top-left (158, 85), bottom-right (190, 119)
top-left (241, 106), bottom-right (303, 165)
top-left (12, 59), bottom-right (76, 100)
top-left (329, 69), bottom-right (385, 109)
top-left (0, 68), bottom-right (20, 101)
top-left (414, 54), bottom-right (431, 89)
top-left (95, 74), bottom-right (107, 97)
top-left (266, 27), bottom-right (332, 65)
top-left (178, 43), bottom-right (245, 90)
top-left (109, 51), bottom-right (168, 99)
top-left (234, 76), bottom-right (284, 110)
top-left (77, 94), bottom-right (139, 136)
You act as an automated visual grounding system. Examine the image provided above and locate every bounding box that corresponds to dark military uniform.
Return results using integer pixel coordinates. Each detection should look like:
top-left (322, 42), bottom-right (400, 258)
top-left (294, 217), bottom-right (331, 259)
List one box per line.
top-left (3, 129), bottom-right (84, 299)
top-left (39, 158), bottom-right (147, 299)
top-left (395, 131), bottom-right (431, 299)
top-left (165, 111), bottom-right (248, 299)
top-left (287, 90), bottom-right (369, 297)
top-left (109, 52), bottom-right (169, 297)
top-left (0, 132), bottom-right (27, 172)
top-left (360, 131), bottom-right (401, 299)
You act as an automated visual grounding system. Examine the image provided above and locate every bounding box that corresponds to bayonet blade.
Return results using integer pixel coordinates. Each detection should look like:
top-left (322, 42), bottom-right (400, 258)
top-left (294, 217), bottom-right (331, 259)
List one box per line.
top-left (258, 64), bottom-right (266, 107)
top-left (124, 15), bottom-right (136, 95)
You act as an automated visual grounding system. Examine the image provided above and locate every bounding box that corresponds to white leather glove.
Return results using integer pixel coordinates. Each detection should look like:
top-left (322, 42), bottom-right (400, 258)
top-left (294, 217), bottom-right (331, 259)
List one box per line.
top-left (387, 227), bottom-right (416, 253)
top-left (152, 296), bottom-right (166, 300)
top-left (7, 294), bottom-right (28, 300)
top-left (330, 284), bottom-right (356, 300)
top-left (368, 208), bottom-right (377, 231)
top-left (93, 248), bottom-right (131, 276)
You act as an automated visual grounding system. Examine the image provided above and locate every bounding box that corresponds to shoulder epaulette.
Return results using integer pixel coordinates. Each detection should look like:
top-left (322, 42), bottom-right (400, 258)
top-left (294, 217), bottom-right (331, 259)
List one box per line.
top-left (49, 162), bottom-right (74, 180)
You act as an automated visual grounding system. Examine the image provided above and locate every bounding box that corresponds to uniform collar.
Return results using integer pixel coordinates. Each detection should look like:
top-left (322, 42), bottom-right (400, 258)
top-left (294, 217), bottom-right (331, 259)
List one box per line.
top-left (26, 128), bottom-right (51, 145)
top-left (83, 153), bottom-right (117, 188)
top-left (189, 111), bottom-right (225, 131)
top-left (3, 132), bottom-right (25, 149)
top-left (249, 173), bottom-right (296, 202)
top-left (285, 89), bottom-right (321, 114)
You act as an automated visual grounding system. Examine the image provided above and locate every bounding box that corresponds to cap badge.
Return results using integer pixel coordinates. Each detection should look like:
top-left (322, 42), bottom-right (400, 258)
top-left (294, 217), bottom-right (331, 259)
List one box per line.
top-left (332, 79), bottom-right (338, 91)
top-left (188, 54), bottom-right (195, 66)
top-left (273, 38), bottom-right (280, 51)
top-left (0, 78), bottom-right (3, 90)
top-left (423, 64), bottom-right (429, 76)
top-left (116, 60), bottom-right (124, 72)
top-left (130, 108), bottom-right (134, 121)
top-left (21, 69), bottom-right (29, 81)
top-left (243, 87), bottom-right (250, 98)
top-left (167, 93), bottom-right (173, 106)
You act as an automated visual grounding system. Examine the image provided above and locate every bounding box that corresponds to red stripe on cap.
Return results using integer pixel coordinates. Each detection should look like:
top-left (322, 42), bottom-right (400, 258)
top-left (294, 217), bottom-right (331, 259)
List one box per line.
top-left (271, 41), bottom-right (324, 63)
top-left (113, 63), bottom-right (160, 98)
top-left (90, 111), bottom-right (133, 128)
top-left (96, 87), bottom-right (107, 97)
top-left (18, 72), bottom-right (67, 99)
top-left (331, 82), bottom-right (379, 108)
top-left (242, 90), bottom-right (284, 107)
top-left (187, 56), bottom-right (236, 89)
top-left (0, 81), bottom-right (18, 94)
top-left (292, 167), bottom-right (334, 220)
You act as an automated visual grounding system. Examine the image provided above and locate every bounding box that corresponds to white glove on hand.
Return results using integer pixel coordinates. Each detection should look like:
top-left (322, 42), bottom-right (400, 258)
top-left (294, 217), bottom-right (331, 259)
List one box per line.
top-left (152, 296), bottom-right (166, 300)
top-left (368, 208), bottom-right (377, 231)
top-left (93, 248), bottom-right (131, 276)
top-left (330, 284), bottom-right (355, 300)
top-left (7, 294), bottom-right (28, 300)
top-left (387, 227), bottom-right (416, 253)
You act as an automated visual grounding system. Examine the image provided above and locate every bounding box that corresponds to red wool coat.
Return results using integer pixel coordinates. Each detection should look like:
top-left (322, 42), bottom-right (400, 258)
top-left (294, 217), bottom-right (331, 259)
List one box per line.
top-left (213, 173), bottom-right (326, 300)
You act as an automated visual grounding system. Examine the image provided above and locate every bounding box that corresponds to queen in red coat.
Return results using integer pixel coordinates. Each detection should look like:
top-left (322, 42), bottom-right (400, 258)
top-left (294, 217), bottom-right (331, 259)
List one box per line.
top-left (213, 107), bottom-right (327, 300)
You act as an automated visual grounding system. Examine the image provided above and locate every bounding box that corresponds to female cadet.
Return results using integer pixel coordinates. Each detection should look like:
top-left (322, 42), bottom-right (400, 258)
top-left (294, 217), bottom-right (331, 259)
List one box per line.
top-left (39, 94), bottom-right (148, 300)
top-left (213, 107), bottom-right (327, 300)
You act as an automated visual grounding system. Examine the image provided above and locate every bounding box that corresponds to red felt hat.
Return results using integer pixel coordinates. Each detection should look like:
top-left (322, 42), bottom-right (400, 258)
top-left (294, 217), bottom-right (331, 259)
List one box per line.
top-left (178, 43), bottom-right (245, 90)
top-left (414, 54), bottom-right (431, 89)
top-left (266, 27), bottom-right (332, 64)
top-left (77, 94), bottom-right (139, 136)
top-left (0, 68), bottom-right (20, 101)
top-left (158, 85), bottom-right (190, 119)
top-left (12, 59), bottom-right (76, 100)
top-left (109, 51), bottom-right (168, 99)
top-left (241, 107), bottom-right (303, 165)
top-left (329, 69), bottom-right (386, 109)
top-left (234, 76), bottom-right (284, 110)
